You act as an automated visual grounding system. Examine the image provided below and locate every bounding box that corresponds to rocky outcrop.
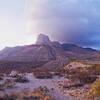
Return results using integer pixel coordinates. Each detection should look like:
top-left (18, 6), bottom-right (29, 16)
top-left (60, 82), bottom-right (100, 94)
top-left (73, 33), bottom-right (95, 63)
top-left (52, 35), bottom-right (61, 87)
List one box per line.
top-left (36, 34), bottom-right (51, 45)
top-left (64, 61), bottom-right (91, 70)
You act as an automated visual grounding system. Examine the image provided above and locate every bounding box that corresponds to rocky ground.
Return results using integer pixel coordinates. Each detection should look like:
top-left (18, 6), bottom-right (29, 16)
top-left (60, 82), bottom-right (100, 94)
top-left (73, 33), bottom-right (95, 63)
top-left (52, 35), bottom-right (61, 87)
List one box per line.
top-left (0, 60), bottom-right (100, 100)
top-left (0, 72), bottom-right (74, 100)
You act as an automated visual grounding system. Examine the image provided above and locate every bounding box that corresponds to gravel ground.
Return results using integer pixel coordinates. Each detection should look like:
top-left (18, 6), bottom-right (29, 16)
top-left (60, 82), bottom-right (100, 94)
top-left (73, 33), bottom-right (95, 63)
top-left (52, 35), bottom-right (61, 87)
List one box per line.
top-left (0, 73), bottom-right (74, 100)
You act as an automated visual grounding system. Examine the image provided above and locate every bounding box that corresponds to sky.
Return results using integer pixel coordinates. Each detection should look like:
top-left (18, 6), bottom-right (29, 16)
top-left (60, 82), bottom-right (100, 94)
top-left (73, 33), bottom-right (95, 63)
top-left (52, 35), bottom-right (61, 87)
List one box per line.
top-left (0, 0), bottom-right (100, 50)
top-left (0, 0), bottom-right (36, 50)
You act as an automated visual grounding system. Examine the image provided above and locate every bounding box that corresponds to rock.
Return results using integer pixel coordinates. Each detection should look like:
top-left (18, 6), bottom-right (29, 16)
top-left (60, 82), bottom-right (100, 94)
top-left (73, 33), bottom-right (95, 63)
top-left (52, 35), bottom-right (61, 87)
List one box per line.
top-left (36, 34), bottom-right (51, 45)
top-left (64, 61), bottom-right (91, 70)
top-left (10, 71), bottom-right (18, 77)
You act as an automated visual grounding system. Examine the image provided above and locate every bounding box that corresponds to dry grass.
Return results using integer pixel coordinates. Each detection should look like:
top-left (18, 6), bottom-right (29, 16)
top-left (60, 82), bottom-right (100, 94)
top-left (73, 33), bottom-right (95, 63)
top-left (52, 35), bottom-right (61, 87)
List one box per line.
top-left (88, 78), bottom-right (100, 100)
top-left (87, 64), bottom-right (100, 75)
top-left (0, 90), bottom-right (54, 100)
top-left (33, 70), bottom-right (53, 79)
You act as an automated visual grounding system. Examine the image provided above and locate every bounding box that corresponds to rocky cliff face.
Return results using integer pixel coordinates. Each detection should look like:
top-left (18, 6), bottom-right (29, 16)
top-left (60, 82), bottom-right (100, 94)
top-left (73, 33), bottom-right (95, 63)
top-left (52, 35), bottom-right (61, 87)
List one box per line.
top-left (36, 34), bottom-right (51, 45)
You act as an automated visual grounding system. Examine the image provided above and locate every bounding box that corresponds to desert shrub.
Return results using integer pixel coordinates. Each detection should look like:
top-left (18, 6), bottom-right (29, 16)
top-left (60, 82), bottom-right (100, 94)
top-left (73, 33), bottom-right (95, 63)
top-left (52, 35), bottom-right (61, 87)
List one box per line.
top-left (10, 74), bottom-right (20, 78)
top-left (89, 78), bottom-right (100, 100)
top-left (0, 79), bottom-right (15, 91)
top-left (63, 83), bottom-right (83, 89)
top-left (64, 67), bottom-right (82, 75)
top-left (0, 76), bottom-right (3, 80)
top-left (29, 92), bottom-right (52, 100)
top-left (68, 71), bottom-right (96, 84)
top-left (44, 95), bottom-right (52, 100)
top-left (33, 86), bottom-right (53, 100)
top-left (0, 93), bottom-right (26, 100)
top-left (0, 91), bottom-right (53, 100)
top-left (70, 59), bottom-right (77, 62)
top-left (0, 93), bottom-right (18, 100)
top-left (14, 76), bottom-right (29, 83)
top-left (0, 84), bottom-right (5, 91)
top-left (34, 86), bottom-right (49, 94)
top-left (87, 64), bottom-right (100, 75)
top-left (2, 79), bottom-right (15, 89)
top-left (33, 71), bottom-right (52, 79)
top-left (53, 68), bottom-right (67, 77)
top-left (55, 68), bottom-right (66, 73)
top-left (0, 73), bottom-right (5, 77)
top-left (0, 74), bottom-right (5, 80)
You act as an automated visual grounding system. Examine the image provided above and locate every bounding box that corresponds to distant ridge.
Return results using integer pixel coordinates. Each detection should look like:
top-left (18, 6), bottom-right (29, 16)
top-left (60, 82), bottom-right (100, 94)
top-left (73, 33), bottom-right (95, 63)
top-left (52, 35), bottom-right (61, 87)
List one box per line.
top-left (61, 43), bottom-right (96, 54)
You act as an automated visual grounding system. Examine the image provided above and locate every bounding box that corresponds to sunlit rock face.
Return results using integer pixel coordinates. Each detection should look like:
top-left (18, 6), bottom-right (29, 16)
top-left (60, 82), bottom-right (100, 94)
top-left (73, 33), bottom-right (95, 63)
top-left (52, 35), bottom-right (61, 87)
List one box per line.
top-left (36, 34), bottom-right (51, 45)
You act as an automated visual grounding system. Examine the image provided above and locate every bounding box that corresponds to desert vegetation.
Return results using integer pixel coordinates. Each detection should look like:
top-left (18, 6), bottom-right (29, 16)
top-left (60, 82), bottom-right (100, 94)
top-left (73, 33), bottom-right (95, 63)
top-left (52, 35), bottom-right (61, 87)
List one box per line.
top-left (33, 69), bottom-right (53, 79)
top-left (14, 76), bottom-right (29, 83)
top-left (0, 75), bottom-right (3, 80)
top-left (67, 71), bottom-right (96, 84)
top-left (0, 61), bottom-right (100, 100)
top-left (0, 73), bottom-right (54, 100)
top-left (87, 64), bottom-right (100, 75)
top-left (0, 79), bottom-right (15, 91)
top-left (88, 78), bottom-right (100, 100)
top-left (0, 90), bottom-right (53, 100)
top-left (52, 61), bottom-right (100, 100)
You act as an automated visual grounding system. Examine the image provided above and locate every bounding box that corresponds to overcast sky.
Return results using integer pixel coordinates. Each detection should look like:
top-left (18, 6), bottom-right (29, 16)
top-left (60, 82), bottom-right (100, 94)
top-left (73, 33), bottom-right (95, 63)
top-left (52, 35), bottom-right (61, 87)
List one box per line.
top-left (0, 0), bottom-right (100, 50)
top-left (0, 0), bottom-right (35, 50)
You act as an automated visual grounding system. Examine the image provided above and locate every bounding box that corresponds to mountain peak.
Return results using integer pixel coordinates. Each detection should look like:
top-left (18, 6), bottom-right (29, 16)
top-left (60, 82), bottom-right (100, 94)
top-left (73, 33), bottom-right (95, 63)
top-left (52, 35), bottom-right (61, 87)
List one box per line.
top-left (36, 34), bottom-right (51, 45)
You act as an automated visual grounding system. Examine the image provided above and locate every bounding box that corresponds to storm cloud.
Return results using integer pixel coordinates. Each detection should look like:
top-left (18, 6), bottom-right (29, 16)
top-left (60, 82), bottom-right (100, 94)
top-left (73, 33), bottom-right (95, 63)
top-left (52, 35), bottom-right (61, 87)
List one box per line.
top-left (26, 0), bottom-right (100, 49)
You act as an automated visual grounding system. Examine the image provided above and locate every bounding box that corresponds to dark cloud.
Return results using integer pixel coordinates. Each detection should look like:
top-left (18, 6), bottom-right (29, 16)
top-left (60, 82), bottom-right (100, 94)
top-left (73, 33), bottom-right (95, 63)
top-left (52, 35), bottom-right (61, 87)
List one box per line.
top-left (26, 0), bottom-right (100, 49)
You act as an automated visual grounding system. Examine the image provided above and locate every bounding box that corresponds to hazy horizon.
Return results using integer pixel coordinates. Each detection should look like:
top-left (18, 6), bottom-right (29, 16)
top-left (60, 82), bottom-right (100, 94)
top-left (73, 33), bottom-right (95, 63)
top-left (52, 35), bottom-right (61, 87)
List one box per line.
top-left (0, 0), bottom-right (100, 50)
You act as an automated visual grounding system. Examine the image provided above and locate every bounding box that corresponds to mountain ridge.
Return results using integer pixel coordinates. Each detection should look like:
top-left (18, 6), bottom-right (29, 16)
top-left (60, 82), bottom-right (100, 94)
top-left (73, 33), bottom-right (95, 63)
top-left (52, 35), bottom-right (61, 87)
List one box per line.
top-left (0, 34), bottom-right (99, 71)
